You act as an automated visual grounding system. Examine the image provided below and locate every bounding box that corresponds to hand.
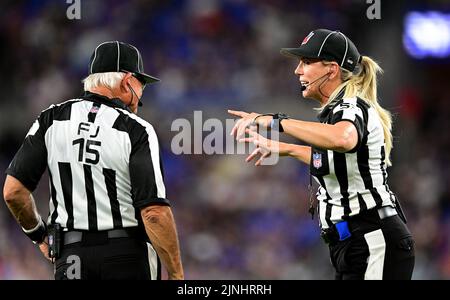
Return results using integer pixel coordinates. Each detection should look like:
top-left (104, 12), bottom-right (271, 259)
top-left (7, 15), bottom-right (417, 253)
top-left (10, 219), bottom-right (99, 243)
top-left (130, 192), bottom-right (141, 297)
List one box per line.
top-left (37, 236), bottom-right (52, 262)
top-left (239, 129), bottom-right (280, 166)
top-left (228, 110), bottom-right (272, 140)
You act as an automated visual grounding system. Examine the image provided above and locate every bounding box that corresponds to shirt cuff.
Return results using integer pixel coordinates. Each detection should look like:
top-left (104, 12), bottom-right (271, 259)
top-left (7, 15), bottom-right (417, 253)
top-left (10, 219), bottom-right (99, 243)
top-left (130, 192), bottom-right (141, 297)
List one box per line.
top-left (134, 198), bottom-right (171, 209)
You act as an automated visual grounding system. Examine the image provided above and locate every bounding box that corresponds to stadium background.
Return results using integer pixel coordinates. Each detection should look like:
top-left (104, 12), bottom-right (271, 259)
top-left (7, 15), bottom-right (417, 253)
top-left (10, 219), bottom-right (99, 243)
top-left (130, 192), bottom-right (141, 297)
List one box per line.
top-left (0, 0), bottom-right (449, 279)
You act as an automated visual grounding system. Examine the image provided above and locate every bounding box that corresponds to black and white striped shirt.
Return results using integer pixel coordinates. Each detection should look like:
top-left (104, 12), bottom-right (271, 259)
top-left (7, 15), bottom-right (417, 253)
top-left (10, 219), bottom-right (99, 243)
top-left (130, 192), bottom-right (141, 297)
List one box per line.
top-left (6, 91), bottom-right (169, 231)
top-left (310, 91), bottom-right (395, 229)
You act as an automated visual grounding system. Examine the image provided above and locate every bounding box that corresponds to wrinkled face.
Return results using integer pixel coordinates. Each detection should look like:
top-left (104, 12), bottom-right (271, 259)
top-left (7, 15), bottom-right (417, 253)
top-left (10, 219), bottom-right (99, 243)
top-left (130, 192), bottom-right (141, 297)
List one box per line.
top-left (294, 57), bottom-right (330, 100)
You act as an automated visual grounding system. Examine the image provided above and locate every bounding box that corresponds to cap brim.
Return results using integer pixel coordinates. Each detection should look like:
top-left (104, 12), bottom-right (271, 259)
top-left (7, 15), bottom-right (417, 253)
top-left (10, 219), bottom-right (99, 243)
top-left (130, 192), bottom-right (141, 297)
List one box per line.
top-left (135, 72), bottom-right (160, 84)
top-left (121, 69), bottom-right (160, 84)
top-left (280, 47), bottom-right (316, 59)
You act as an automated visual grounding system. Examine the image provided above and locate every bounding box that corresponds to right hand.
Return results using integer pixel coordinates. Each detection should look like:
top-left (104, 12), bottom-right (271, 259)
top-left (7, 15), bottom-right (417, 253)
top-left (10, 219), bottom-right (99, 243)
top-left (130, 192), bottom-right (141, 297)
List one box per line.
top-left (228, 110), bottom-right (272, 140)
top-left (239, 129), bottom-right (280, 166)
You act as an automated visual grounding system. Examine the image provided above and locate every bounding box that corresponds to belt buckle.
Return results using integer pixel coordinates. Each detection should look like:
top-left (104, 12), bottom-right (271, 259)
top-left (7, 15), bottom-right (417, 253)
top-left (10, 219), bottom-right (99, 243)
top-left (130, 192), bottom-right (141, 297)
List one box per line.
top-left (378, 206), bottom-right (397, 220)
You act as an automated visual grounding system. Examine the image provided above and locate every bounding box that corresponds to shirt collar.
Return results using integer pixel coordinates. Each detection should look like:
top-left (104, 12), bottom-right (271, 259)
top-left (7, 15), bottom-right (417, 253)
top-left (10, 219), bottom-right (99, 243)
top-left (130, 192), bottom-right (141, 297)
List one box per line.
top-left (81, 91), bottom-right (132, 112)
top-left (317, 86), bottom-right (346, 120)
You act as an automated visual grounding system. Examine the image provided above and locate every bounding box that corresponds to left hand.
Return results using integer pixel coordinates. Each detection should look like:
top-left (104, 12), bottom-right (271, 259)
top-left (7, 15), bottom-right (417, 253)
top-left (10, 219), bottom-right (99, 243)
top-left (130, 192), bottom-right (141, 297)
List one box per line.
top-left (228, 110), bottom-right (272, 140)
top-left (239, 129), bottom-right (280, 166)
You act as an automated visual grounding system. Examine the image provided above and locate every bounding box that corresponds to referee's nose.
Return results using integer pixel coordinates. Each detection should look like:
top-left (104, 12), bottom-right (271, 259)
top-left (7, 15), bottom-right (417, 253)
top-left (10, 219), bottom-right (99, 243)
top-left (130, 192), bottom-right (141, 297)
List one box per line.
top-left (295, 61), bottom-right (304, 76)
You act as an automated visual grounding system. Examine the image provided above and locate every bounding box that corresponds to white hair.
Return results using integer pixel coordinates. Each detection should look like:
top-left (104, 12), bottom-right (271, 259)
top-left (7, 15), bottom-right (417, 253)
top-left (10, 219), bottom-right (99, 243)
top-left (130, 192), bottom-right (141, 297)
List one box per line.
top-left (82, 72), bottom-right (125, 91)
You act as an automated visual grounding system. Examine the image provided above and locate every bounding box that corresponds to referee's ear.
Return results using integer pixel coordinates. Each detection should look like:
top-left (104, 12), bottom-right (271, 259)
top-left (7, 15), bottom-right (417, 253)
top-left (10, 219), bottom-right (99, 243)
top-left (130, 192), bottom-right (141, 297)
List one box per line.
top-left (328, 63), bottom-right (340, 80)
top-left (119, 73), bottom-right (133, 93)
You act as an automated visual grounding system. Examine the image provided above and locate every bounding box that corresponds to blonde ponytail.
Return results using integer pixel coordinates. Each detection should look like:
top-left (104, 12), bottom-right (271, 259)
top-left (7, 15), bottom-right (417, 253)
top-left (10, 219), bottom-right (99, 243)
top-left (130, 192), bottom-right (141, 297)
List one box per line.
top-left (323, 56), bottom-right (393, 166)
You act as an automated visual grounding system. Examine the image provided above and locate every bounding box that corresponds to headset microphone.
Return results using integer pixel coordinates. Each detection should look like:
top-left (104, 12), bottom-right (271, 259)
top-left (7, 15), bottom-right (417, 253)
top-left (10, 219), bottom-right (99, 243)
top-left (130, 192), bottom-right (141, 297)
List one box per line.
top-left (300, 72), bottom-right (331, 92)
top-left (127, 83), bottom-right (143, 109)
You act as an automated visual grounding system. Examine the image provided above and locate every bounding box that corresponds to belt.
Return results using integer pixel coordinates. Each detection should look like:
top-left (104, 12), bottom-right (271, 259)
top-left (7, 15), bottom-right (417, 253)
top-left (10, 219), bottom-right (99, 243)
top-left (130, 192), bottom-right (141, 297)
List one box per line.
top-left (377, 205), bottom-right (397, 219)
top-left (321, 206), bottom-right (398, 245)
top-left (63, 229), bottom-right (135, 246)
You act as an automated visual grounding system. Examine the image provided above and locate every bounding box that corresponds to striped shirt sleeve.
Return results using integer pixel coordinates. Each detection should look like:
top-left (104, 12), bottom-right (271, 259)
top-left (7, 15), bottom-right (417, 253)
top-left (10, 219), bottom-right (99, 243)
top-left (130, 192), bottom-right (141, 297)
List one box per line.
top-left (330, 99), bottom-right (366, 153)
top-left (5, 111), bottom-right (51, 191)
top-left (128, 117), bottom-right (170, 209)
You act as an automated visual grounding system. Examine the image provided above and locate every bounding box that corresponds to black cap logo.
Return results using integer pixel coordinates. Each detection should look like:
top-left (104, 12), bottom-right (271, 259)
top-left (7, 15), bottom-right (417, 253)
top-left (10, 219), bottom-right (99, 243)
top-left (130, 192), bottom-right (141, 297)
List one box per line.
top-left (301, 32), bottom-right (314, 45)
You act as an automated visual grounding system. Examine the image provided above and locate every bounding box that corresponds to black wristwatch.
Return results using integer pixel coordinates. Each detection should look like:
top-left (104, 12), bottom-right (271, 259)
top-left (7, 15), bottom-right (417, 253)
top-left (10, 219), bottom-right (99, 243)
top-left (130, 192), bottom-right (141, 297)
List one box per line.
top-left (270, 113), bottom-right (290, 132)
top-left (22, 217), bottom-right (47, 244)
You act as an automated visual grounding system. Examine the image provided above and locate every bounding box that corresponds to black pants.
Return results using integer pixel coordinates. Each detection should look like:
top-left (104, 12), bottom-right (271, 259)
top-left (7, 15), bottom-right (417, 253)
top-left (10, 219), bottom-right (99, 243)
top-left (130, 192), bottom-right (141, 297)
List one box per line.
top-left (54, 237), bottom-right (160, 280)
top-left (328, 212), bottom-right (415, 280)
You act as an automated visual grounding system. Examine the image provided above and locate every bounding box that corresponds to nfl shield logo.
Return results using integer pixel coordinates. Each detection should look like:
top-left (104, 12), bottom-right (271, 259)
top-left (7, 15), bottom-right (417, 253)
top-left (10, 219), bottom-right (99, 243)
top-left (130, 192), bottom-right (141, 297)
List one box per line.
top-left (90, 106), bottom-right (99, 114)
top-left (313, 153), bottom-right (322, 169)
top-left (301, 31), bottom-right (314, 45)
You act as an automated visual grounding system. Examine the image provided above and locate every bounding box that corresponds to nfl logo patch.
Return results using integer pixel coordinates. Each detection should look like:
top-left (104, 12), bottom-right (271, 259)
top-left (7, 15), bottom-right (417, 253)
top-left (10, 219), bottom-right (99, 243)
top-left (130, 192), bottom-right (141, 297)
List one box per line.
top-left (313, 153), bottom-right (322, 169)
top-left (90, 106), bottom-right (99, 114)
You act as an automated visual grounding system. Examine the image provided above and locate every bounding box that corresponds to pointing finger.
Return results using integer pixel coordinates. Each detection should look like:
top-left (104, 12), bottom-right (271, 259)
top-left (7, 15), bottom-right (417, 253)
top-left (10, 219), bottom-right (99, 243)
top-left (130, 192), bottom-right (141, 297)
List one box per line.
top-left (228, 110), bottom-right (247, 117)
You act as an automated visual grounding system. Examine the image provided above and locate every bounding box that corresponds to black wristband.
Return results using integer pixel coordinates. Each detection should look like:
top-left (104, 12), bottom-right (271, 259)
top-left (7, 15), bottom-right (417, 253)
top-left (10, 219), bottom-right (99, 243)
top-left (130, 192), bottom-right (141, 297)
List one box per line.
top-left (271, 113), bottom-right (290, 132)
top-left (22, 218), bottom-right (47, 244)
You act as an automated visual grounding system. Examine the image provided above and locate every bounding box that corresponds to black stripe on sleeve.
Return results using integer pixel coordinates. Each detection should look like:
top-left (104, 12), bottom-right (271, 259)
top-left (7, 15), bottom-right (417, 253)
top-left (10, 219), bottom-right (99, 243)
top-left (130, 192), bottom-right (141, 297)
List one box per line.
top-left (330, 110), bottom-right (344, 124)
top-left (103, 168), bottom-right (123, 229)
top-left (53, 101), bottom-right (74, 121)
top-left (333, 152), bottom-right (352, 216)
top-left (159, 154), bottom-right (165, 181)
top-left (331, 110), bottom-right (365, 153)
top-left (58, 162), bottom-right (74, 230)
top-left (113, 112), bottom-right (170, 208)
top-left (48, 170), bottom-right (59, 224)
top-left (5, 114), bottom-right (50, 192)
top-left (84, 164), bottom-right (98, 231)
top-left (129, 129), bottom-right (157, 204)
top-left (129, 125), bottom-right (170, 208)
top-left (344, 115), bottom-right (365, 153)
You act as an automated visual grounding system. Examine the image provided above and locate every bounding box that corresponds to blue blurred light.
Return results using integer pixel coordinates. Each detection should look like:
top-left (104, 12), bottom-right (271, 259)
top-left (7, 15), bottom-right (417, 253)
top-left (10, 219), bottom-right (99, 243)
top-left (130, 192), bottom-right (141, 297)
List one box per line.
top-left (403, 11), bottom-right (450, 59)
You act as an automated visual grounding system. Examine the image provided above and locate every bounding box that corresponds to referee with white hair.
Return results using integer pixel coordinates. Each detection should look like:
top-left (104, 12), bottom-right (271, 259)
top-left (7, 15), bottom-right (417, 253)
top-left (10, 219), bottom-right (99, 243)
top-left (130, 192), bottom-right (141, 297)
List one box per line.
top-left (3, 41), bottom-right (184, 280)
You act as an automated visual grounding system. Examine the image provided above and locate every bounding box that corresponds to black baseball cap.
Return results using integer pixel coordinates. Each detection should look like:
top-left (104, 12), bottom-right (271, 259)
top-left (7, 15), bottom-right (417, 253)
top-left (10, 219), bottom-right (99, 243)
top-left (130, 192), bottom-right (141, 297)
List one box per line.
top-left (89, 41), bottom-right (160, 84)
top-left (280, 29), bottom-right (361, 72)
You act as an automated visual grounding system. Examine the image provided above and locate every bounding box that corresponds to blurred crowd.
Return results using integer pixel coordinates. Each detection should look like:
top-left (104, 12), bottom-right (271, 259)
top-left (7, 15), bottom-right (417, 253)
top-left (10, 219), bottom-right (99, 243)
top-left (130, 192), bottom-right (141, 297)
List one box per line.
top-left (0, 0), bottom-right (449, 279)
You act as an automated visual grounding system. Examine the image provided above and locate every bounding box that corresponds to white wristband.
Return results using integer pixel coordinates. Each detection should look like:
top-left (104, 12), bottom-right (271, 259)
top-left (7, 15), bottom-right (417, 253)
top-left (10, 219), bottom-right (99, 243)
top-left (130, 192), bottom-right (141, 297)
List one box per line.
top-left (22, 216), bottom-right (43, 234)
